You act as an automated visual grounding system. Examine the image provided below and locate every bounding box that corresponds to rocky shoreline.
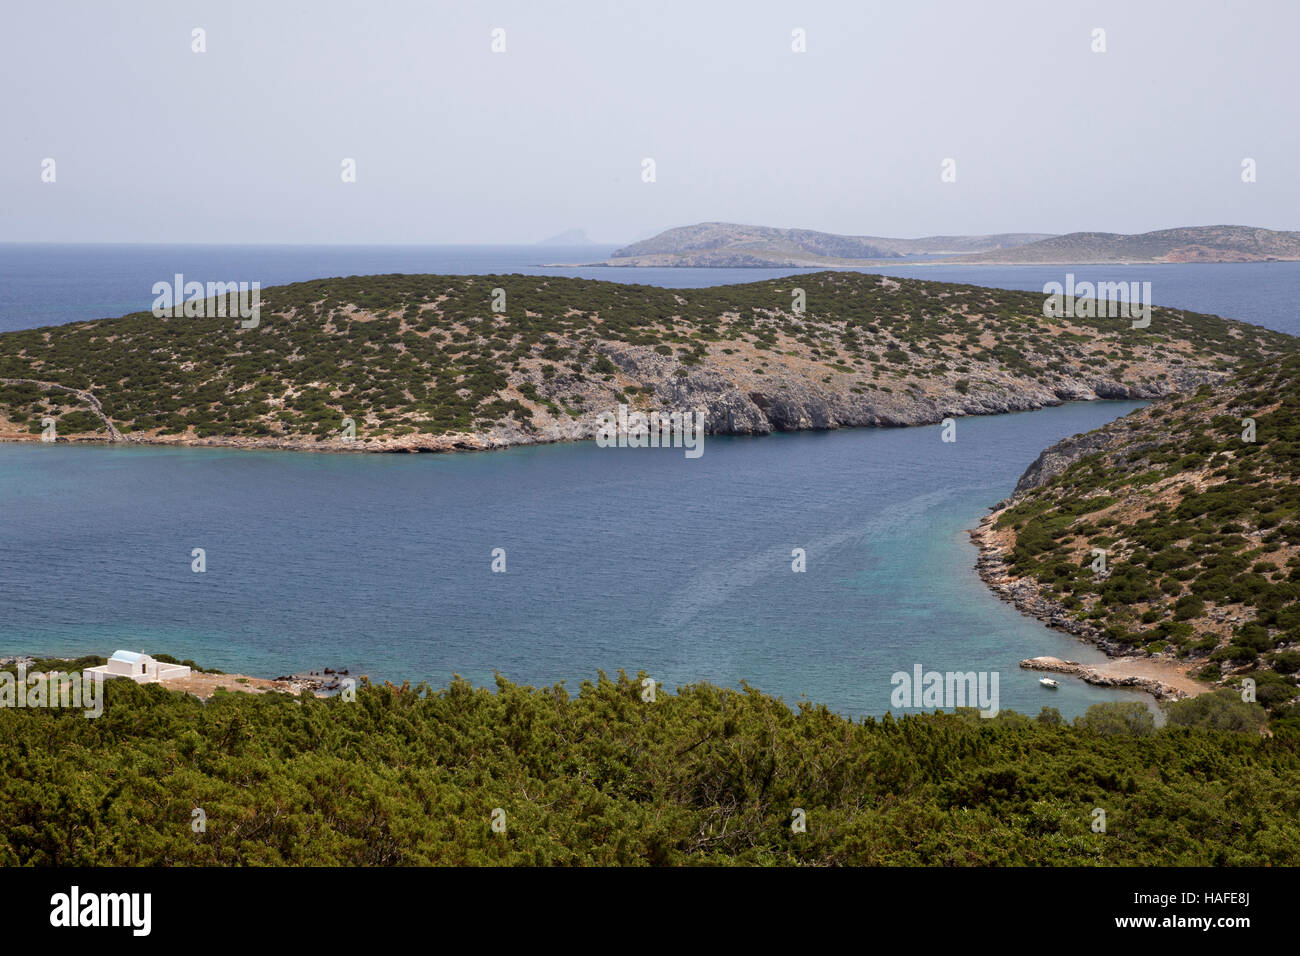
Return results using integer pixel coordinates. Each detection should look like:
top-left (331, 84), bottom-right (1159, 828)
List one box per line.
top-left (1019, 656), bottom-right (1189, 702)
top-left (971, 509), bottom-right (1204, 702)
top-left (0, 359), bottom-right (1216, 457)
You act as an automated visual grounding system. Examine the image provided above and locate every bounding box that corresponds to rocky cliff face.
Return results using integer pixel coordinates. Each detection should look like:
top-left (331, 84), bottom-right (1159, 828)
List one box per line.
top-left (1013, 428), bottom-right (1126, 495)
top-left (557, 343), bottom-right (1220, 442)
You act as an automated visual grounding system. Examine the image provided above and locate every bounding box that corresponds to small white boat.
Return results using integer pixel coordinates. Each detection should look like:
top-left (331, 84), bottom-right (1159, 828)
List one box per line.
top-left (1039, 677), bottom-right (1060, 689)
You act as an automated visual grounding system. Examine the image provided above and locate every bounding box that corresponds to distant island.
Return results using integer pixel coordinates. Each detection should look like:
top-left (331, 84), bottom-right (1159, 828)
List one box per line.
top-left (536, 228), bottom-right (594, 245)
top-left (589, 222), bottom-right (1300, 267)
top-left (956, 225), bottom-right (1300, 264)
top-left (597, 222), bottom-right (1054, 267)
top-left (0, 271), bottom-right (1293, 453)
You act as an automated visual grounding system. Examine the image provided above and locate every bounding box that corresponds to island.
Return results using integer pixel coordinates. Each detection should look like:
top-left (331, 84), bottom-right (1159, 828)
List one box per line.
top-left (0, 271), bottom-right (1292, 452)
top-left (586, 222), bottom-right (1300, 268)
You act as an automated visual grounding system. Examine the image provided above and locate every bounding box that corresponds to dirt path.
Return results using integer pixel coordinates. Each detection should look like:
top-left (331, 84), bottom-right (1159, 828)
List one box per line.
top-left (0, 378), bottom-right (126, 442)
top-left (163, 672), bottom-right (303, 700)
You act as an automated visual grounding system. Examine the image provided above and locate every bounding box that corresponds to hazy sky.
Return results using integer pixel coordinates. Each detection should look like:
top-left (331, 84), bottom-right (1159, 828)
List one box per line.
top-left (3, 0), bottom-right (1297, 244)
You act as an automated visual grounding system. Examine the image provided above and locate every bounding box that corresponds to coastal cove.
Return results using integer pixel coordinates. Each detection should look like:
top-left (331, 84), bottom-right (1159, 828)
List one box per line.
top-left (5, 249), bottom-right (1299, 720)
top-left (0, 399), bottom-right (1158, 720)
top-left (11, 1), bottom-right (1300, 879)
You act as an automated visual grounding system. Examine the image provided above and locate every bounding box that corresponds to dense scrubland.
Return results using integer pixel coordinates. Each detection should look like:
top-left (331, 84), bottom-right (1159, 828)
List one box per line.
top-left (0, 666), bottom-right (1294, 866)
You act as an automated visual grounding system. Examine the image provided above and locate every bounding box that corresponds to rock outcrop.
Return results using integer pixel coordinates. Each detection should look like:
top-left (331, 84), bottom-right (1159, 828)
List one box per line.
top-left (1020, 656), bottom-right (1189, 701)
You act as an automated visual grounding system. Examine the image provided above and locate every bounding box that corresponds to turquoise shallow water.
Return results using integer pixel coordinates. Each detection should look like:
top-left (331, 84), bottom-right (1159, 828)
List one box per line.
top-left (0, 401), bottom-right (1155, 719)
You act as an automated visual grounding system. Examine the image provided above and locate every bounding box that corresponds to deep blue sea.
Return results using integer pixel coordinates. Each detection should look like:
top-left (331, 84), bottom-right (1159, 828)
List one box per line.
top-left (0, 243), bottom-right (798, 333)
top-left (4, 243), bottom-right (1300, 337)
top-left (2, 244), bottom-right (1296, 718)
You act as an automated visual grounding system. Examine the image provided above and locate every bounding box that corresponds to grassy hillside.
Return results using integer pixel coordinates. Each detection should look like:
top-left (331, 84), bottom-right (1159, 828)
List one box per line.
top-left (981, 354), bottom-right (1300, 708)
top-left (0, 272), bottom-right (1293, 451)
top-left (1, 670), bottom-right (1295, 866)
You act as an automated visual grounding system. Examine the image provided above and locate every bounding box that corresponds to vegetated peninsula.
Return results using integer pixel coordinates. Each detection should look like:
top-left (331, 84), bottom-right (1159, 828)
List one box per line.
top-left (953, 225), bottom-right (1300, 265)
top-left (599, 222), bottom-right (1054, 267)
top-left (973, 353), bottom-right (1300, 713)
top-left (0, 272), bottom-right (1294, 453)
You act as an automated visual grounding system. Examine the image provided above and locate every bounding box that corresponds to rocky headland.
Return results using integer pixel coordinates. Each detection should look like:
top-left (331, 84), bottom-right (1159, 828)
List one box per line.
top-left (972, 354), bottom-right (1300, 708)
